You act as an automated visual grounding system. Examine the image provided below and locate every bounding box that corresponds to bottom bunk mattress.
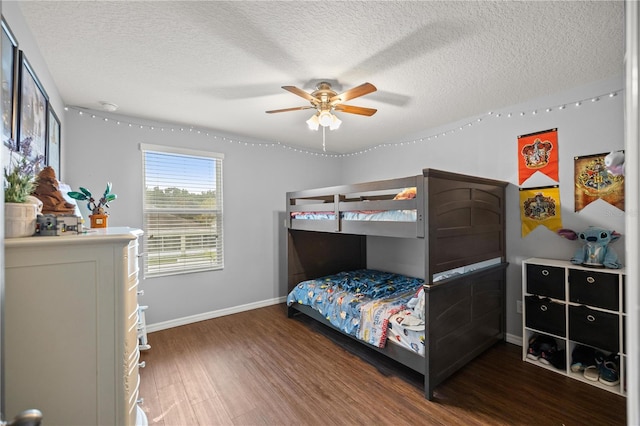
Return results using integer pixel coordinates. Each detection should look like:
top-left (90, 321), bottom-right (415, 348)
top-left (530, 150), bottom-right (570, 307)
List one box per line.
top-left (286, 269), bottom-right (425, 353)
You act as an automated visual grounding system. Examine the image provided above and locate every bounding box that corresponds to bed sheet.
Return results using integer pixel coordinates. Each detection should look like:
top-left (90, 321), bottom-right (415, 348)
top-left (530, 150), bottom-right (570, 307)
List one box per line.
top-left (387, 288), bottom-right (426, 355)
top-left (286, 269), bottom-right (424, 348)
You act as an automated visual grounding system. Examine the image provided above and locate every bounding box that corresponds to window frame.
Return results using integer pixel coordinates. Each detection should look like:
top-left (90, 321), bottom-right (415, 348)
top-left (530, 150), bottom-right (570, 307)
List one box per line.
top-left (140, 143), bottom-right (224, 278)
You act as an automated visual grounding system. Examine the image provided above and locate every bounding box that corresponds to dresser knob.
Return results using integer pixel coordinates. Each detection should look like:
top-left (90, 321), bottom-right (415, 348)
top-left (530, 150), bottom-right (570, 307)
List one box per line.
top-left (137, 398), bottom-right (144, 405)
top-left (139, 361), bottom-right (146, 368)
top-left (137, 290), bottom-right (145, 296)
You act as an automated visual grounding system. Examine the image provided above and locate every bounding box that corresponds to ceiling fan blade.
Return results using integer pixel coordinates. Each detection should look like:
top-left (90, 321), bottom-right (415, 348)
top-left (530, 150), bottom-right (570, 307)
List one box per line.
top-left (282, 86), bottom-right (318, 103)
top-left (334, 104), bottom-right (377, 116)
top-left (265, 106), bottom-right (314, 114)
top-left (330, 82), bottom-right (377, 103)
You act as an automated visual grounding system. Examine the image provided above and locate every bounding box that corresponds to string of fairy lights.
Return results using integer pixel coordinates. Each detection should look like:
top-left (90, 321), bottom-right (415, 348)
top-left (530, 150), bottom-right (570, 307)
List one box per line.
top-left (65, 89), bottom-right (622, 158)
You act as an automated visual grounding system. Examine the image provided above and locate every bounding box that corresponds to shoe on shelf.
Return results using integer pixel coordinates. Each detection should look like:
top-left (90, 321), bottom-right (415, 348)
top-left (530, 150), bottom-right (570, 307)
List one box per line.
top-left (536, 336), bottom-right (559, 365)
top-left (583, 364), bottom-right (600, 381)
top-left (571, 344), bottom-right (596, 373)
top-left (599, 354), bottom-right (620, 386)
top-left (526, 334), bottom-right (542, 360)
top-left (542, 349), bottom-right (566, 370)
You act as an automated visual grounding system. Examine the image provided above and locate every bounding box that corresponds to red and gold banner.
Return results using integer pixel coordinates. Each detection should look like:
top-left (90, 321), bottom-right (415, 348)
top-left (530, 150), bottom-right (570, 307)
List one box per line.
top-left (518, 128), bottom-right (559, 185)
top-left (519, 186), bottom-right (562, 237)
top-left (574, 152), bottom-right (625, 212)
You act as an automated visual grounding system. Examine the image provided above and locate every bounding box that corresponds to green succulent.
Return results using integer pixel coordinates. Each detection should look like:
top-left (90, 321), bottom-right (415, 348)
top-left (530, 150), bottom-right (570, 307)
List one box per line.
top-left (68, 182), bottom-right (117, 215)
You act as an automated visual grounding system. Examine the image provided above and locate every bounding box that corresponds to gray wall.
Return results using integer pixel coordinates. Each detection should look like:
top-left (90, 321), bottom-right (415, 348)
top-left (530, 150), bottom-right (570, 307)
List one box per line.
top-left (64, 111), bottom-right (342, 326)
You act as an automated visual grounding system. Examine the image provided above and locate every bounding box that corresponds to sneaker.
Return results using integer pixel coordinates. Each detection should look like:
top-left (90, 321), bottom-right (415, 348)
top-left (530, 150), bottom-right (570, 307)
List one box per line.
top-left (537, 336), bottom-right (559, 365)
top-left (526, 335), bottom-right (542, 360)
top-left (527, 334), bottom-right (557, 361)
top-left (583, 350), bottom-right (606, 381)
top-left (538, 348), bottom-right (567, 370)
top-left (599, 354), bottom-right (620, 386)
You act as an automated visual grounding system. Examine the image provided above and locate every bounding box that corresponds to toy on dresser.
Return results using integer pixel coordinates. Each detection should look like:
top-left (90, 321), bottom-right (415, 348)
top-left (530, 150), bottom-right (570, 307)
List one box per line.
top-left (557, 226), bottom-right (622, 269)
top-left (32, 166), bottom-right (83, 235)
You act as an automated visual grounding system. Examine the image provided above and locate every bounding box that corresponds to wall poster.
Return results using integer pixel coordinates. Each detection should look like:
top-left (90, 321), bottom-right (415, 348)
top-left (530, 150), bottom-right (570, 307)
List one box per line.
top-left (519, 185), bottom-right (562, 237)
top-left (518, 128), bottom-right (559, 185)
top-left (17, 51), bottom-right (48, 161)
top-left (574, 152), bottom-right (624, 212)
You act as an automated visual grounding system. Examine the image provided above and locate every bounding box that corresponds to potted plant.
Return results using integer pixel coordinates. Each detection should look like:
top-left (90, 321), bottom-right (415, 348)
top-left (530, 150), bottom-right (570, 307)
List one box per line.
top-left (4, 137), bottom-right (45, 237)
top-left (67, 183), bottom-right (117, 228)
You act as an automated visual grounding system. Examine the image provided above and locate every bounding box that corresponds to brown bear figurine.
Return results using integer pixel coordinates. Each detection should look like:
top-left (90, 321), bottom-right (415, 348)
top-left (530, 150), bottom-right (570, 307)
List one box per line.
top-left (32, 166), bottom-right (77, 215)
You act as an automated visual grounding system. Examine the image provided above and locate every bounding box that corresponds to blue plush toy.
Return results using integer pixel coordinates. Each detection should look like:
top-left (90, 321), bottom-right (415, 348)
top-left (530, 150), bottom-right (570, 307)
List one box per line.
top-left (557, 227), bottom-right (622, 269)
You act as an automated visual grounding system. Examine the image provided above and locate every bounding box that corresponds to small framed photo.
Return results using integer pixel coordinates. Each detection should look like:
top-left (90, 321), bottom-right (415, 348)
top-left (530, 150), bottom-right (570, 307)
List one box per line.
top-left (47, 107), bottom-right (61, 179)
top-left (2, 18), bottom-right (19, 146)
top-left (17, 50), bottom-right (48, 161)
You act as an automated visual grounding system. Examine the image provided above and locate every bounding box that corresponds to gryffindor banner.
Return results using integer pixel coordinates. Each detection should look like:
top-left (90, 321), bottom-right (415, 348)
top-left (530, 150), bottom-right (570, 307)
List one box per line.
top-left (518, 128), bottom-right (559, 185)
top-left (519, 186), bottom-right (562, 237)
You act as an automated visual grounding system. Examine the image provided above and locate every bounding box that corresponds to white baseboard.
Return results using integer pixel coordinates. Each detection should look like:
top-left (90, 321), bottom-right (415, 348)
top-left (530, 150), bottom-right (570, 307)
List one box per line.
top-left (506, 332), bottom-right (523, 347)
top-left (146, 296), bottom-right (287, 333)
top-left (147, 299), bottom-right (527, 349)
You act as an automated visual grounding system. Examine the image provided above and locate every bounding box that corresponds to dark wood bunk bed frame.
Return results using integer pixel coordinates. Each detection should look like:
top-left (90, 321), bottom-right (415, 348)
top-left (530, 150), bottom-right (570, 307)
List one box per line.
top-left (286, 168), bottom-right (508, 400)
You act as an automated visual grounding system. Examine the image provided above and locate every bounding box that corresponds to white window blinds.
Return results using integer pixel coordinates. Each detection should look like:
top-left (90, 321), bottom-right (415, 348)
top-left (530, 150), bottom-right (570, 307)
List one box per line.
top-left (140, 143), bottom-right (223, 278)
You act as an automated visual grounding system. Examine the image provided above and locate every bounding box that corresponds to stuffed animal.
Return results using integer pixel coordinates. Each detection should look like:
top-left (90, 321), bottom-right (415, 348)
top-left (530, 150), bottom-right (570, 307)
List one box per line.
top-left (604, 150), bottom-right (625, 176)
top-left (557, 227), bottom-right (622, 269)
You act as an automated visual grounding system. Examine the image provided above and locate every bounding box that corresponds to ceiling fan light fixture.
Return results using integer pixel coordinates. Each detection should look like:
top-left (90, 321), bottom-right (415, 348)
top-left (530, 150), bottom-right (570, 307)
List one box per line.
top-left (329, 114), bottom-right (342, 130)
top-left (318, 110), bottom-right (333, 127)
top-left (306, 114), bottom-right (320, 131)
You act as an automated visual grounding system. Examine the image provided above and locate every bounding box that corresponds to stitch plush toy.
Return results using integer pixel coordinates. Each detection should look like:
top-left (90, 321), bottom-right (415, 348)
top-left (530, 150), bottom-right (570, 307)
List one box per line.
top-left (557, 227), bottom-right (622, 269)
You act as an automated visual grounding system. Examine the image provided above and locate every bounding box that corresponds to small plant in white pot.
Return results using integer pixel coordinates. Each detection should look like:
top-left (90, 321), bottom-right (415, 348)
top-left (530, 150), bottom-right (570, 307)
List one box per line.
top-left (67, 183), bottom-right (117, 228)
top-left (4, 137), bottom-right (45, 237)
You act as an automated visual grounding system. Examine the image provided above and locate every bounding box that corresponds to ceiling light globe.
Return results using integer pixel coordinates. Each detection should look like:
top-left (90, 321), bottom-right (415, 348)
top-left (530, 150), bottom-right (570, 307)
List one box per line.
top-left (329, 115), bottom-right (342, 130)
top-left (318, 111), bottom-right (333, 127)
top-left (306, 114), bottom-right (320, 131)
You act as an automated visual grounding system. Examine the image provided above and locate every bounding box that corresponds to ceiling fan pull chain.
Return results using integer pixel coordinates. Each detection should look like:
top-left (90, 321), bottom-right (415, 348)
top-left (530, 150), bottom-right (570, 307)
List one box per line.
top-left (322, 126), bottom-right (326, 152)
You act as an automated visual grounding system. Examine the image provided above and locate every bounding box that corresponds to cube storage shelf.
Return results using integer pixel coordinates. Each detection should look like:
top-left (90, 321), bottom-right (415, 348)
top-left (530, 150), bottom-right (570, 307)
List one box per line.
top-left (522, 257), bottom-right (626, 396)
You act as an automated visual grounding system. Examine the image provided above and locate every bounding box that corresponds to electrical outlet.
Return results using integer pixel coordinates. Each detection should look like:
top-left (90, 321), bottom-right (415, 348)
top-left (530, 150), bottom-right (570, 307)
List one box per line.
top-left (516, 300), bottom-right (523, 314)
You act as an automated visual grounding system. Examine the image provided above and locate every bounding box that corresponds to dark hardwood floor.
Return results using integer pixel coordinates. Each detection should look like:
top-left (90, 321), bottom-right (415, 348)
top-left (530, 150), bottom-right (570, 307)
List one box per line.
top-left (139, 304), bottom-right (626, 425)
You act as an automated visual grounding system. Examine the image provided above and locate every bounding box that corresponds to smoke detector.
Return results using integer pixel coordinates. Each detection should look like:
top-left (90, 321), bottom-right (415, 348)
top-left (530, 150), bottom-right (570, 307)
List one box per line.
top-left (99, 101), bottom-right (118, 112)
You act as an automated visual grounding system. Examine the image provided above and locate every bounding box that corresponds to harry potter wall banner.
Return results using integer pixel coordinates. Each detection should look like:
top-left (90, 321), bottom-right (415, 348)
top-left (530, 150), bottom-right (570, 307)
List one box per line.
top-left (519, 186), bottom-right (562, 237)
top-left (574, 152), bottom-right (625, 212)
top-left (518, 128), bottom-right (559, 185)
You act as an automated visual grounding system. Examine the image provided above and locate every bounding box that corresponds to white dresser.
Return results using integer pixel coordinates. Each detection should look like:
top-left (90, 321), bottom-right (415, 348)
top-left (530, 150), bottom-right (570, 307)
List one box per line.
top-left (4, 227), bottom-right (147, 426)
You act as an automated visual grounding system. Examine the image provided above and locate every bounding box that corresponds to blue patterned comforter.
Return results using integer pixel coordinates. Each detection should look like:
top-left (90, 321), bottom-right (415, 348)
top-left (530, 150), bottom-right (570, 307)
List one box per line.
top-left (286, 269), bottom-right (424, 348)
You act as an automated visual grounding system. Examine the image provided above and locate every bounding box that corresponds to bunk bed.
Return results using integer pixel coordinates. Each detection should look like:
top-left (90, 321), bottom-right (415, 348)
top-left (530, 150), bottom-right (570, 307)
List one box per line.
top-left (286, 168), bottom-right (508, 400)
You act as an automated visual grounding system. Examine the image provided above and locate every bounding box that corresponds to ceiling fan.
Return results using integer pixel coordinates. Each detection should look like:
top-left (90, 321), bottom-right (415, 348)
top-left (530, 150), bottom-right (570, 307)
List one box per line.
top-left (266, 81), bottom-right (377, 131)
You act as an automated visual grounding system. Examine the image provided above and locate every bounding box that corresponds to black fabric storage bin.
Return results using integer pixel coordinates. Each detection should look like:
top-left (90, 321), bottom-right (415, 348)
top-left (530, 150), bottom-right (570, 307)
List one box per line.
top-left (526, 264), bottom-right (565, 299)
top-left (525, 296), bottom-right (566, 337)
top-left (569, 269), bottom-right (619, 311)
top-left (569, 305), bottom-right (619, 352)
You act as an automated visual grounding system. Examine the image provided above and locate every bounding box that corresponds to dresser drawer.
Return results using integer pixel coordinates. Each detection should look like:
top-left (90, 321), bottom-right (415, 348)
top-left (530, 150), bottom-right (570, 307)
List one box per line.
top-left (569, 269), bottom-right (619, 311)
top-left (125, 306), bottom-right (139, 357)
top-left (569, 305), bottom-right (619, 352)
top-left (125, 277), bottom-right (139, 322)
top-left (525, 296), bottom-right (566, 337)
top-left (127, 372), bottom-right (141, 422)
top-left (127, 239), bottom-right (140, 278)
top-left (526, 264), bottom-right (565, 299)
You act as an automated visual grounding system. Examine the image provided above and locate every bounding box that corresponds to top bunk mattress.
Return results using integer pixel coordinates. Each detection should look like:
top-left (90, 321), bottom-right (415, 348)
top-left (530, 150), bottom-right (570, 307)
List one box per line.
top-left (291, 209), bottom-right (417, 222)
top-left (286, 176), bottom-right (423, 237)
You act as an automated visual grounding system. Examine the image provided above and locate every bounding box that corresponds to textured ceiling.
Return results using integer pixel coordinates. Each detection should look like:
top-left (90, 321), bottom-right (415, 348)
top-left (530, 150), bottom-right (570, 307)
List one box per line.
top-left (18, 1), bottom-right (624, 154)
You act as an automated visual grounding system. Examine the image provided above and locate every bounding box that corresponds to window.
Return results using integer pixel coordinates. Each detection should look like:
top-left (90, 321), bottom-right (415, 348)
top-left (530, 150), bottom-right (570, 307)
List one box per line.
top-left (141, 143), bottom-right (223, 277)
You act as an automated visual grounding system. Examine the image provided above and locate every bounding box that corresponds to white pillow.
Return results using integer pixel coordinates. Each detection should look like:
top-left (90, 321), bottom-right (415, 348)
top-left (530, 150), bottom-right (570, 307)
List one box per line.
top-left (58, 182), bottom-right (84, 220)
